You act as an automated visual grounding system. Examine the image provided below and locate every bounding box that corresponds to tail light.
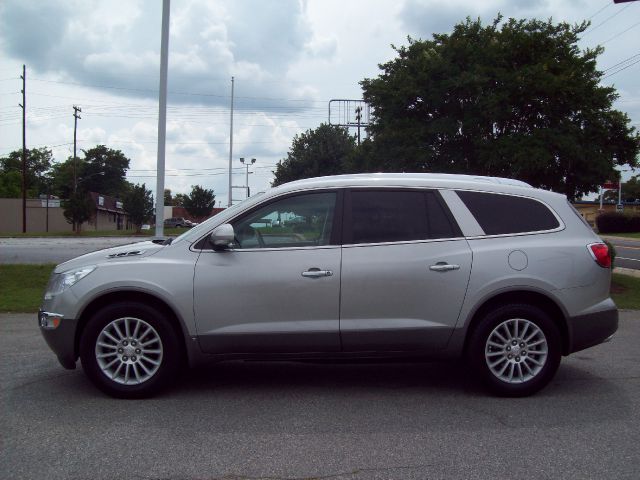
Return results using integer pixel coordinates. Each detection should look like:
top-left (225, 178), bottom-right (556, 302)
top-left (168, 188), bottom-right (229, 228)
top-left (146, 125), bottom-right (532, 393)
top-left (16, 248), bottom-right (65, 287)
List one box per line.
top-left (588, 243), bottom-right (611, 268)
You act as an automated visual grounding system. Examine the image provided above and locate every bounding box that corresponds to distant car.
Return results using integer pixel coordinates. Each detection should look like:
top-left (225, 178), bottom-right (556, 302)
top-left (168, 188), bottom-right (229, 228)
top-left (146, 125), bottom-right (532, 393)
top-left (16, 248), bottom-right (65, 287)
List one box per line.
top-left (39, 173), bottom-right (617, 398)
top-left (164, 217), bottom-right (189, 228)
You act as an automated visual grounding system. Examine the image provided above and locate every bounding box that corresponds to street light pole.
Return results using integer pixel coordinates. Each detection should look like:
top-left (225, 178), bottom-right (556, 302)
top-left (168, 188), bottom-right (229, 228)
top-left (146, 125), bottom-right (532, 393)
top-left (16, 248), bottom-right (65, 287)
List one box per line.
top-left (240, 157), bottom-right (255, 199)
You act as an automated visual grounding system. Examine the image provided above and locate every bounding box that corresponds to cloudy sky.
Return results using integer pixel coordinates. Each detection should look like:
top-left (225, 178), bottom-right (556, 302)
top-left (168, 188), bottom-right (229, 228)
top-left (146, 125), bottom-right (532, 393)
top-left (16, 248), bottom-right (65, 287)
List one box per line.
top-left (1, 0), bottom-right (639, 204)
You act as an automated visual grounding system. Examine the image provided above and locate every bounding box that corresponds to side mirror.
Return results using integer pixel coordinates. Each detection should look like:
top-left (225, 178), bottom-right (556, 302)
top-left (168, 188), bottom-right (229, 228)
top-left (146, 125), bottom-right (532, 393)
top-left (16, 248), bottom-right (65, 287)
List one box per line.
top-left (208, 224), bottom-right (235, 250)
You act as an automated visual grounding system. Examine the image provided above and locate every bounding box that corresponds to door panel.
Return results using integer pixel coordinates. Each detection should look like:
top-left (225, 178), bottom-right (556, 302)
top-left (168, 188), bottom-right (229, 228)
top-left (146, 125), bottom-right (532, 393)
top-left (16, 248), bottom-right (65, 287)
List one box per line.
top-left (194, 247), bottom-right (341, 353)
top-left (340, 239), bottom-right (472, 351)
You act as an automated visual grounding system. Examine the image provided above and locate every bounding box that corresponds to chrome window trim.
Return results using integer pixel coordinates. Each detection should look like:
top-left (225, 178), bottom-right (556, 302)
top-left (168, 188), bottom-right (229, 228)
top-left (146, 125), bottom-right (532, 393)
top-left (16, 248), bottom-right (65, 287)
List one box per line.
top-left (342, 236), bottom-right (466, 248)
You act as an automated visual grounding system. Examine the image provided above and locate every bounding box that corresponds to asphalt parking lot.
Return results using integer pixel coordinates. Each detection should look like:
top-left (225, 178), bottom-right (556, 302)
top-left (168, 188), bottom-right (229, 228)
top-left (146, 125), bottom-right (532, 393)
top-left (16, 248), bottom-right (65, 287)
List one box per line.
top-left (2, 311), bottom-right (639, 480)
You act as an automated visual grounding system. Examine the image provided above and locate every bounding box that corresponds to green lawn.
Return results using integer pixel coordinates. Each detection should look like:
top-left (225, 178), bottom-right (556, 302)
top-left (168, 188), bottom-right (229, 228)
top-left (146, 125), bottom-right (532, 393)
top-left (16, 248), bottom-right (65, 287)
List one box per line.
top-left (611, 273), bottom-right (640, 310)
top-left (1, 265), bottom-right (639, 313)
top-left (0, 264), bottom-right (55, 313)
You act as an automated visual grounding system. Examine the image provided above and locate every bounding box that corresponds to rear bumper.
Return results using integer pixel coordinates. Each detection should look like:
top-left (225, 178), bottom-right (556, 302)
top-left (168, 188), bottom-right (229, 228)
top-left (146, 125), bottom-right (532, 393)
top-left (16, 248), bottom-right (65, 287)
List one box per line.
top-left (38, 310), bottom-right (78, 369)
top-left (567, 303), bottom-right (618, 354)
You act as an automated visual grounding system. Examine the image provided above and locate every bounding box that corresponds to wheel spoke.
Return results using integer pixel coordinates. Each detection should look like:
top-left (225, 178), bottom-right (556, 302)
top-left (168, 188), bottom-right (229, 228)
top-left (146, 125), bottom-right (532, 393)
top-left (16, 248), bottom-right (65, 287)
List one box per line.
top-left (493, 328), bottom-right (509, 343)
top-left (102, 331), bottom-right (119, 345)
top-left (132, 363), bottom-right (141, 382)
top-left (140, 355), bottom-right (160, 366)
top-left (112, 321), bottom-right (125, 340)
top-left (132, 319), bottom-right (141, 339)
top-left (97, 352), bottom-right (116, 359)
top-left (124, 317), bottom-right (131, 338)
top-left (97, 341), bottom-right (117, 350)
top-left (111, 362), bottom-right (124, 380)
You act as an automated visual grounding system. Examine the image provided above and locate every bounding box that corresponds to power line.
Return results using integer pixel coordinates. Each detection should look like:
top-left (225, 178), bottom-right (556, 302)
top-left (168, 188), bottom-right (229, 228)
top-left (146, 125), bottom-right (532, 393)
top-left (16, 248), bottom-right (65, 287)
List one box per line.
top-left (587, 1), bottom-right (612, 21)
top-left (601, 20), bottom-right (640, 45)
top-left (603, 57), bottom-right (640, 79)
top-left (583, 3), bottom-right (634, 36)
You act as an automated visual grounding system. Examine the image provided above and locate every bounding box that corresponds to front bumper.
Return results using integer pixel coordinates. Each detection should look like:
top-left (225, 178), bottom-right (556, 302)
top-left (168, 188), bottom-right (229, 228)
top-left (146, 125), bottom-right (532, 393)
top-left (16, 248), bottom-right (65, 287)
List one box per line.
top-left (567, 304), bottom-right (618, 354)
top-left (38, 310), bottom-right (79, 369)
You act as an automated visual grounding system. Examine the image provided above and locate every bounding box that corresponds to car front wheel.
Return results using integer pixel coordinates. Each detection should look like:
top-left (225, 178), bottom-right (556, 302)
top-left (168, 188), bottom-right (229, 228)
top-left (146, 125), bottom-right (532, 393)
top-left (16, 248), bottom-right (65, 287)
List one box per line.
top-left (468, 304), bottom-right (561, 397)
top-left (80, 302), bottom-right (181, 398)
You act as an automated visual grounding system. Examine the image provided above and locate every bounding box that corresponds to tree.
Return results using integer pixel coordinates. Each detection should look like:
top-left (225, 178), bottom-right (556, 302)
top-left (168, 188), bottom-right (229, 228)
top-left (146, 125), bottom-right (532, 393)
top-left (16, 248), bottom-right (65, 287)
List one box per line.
top-left (0, 147), bottom-right (53, 197)
top-left (360, 16), bottom-right (640, 200)
top-left (173, 193), bottom-right (188, 207)
top-left (183, 185), bottom-right (215, 219)
top-left (164, 188), bottom-right (173, 206)
top-left (63, 192), bottom-right (94, 233)
top-left (122, 183), bottom-right (154, 233)
top-left (272, 124), bottom-right (357, 186)
top-left (81, 145), bottom-right (130, 197)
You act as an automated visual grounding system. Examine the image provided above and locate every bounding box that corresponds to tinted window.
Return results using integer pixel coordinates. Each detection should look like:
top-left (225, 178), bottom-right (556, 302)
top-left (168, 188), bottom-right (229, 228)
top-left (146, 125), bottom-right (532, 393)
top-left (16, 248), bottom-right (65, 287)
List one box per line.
top-left (456, 191), bottom-right (560, 235)
top-left (232, 192), bottom-right (336, 248)
top-left (349, 190), bottom-right (457, 244)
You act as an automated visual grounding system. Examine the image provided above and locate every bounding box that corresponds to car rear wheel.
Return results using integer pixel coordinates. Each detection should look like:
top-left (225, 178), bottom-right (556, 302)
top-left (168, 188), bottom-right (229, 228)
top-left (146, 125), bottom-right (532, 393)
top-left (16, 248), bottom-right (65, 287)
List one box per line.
top-left (468, 304), bottom-right (561, 397)
top-left (80, 302), bottom-right (181, 398)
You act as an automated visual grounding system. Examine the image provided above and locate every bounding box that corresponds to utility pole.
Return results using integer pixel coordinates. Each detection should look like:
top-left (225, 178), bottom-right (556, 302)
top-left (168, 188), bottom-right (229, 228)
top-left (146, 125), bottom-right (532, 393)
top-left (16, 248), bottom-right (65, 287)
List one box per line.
top-left (228, 76), bottom-right (234, 207)
top-left (19, 65), bottom-right (26, 233)
top-left (240, 157), bottom-right (255, 199)
top-left (72, 105), bottom-right (81, 193)
top-left (154, 0), bottom-right (170, 237)
top-left (355, 105), bottom-right (362, 146)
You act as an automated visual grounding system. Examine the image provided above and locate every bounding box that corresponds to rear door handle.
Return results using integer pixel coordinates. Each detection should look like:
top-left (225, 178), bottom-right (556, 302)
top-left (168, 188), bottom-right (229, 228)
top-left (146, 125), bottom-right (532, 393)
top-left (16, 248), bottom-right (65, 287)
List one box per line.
top-left (302, 268), bottom-right (333, 278)
top-left (429, 262), bottom-right (460, 272)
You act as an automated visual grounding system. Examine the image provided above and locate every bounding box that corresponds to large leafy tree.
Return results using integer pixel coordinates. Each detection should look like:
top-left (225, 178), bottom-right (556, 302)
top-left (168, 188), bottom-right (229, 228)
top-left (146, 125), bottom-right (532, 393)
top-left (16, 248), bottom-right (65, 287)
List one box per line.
top-left (0, 148), bottom-right (53, 197)
top-left (122, 183), bottom-right (154, 233)
top-left (183, 185), bottom-right (215, 219)
top-left (272, 124), bottom-right (357, 186)
top-left (360, 16), bottom-right (640, 200)
top-left (81, 145), bottom-right (130, 197)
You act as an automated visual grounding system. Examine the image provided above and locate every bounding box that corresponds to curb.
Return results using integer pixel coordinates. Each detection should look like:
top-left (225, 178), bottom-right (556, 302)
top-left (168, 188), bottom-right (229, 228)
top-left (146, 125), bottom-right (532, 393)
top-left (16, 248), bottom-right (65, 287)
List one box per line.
top-left (614, 267), bottom-right (640, 278)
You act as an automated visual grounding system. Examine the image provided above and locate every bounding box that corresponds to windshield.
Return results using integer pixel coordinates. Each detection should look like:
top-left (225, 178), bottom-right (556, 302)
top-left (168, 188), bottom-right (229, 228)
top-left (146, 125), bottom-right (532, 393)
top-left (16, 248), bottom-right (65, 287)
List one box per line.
top-left (171, 192), bottom-right (266, 244)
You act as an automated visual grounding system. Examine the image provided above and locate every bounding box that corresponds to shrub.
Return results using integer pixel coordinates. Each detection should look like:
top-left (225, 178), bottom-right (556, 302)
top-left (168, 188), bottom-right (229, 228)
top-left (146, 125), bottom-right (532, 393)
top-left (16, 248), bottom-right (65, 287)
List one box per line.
top-left (596, 212), bottom-right (640, 233)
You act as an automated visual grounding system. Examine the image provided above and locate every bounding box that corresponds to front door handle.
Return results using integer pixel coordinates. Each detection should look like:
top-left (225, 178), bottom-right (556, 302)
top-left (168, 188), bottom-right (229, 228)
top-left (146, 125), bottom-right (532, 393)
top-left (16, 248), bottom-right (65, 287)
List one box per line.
top-left (429, 262), bottom-right (460, 272)
top-left (302, 268), bottom-right (333, 278)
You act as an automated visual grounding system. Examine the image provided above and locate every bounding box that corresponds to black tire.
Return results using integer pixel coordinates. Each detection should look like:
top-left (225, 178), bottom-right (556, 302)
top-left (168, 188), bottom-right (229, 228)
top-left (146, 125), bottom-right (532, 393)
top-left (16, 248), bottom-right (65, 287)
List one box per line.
top-left (80, 302), bottom-right (182, 398)
top-left (468, 304), bottom-right (561, 397)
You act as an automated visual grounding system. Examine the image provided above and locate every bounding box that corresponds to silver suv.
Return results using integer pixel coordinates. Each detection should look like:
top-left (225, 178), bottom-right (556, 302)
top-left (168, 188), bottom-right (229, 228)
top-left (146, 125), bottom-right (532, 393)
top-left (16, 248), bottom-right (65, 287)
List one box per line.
top-left (39, 173), bottom-right (617, 398)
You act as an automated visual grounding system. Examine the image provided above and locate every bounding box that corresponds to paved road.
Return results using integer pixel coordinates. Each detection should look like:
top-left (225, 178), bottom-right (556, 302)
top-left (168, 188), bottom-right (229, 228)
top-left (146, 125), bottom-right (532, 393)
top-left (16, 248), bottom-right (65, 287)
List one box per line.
top-left (604, 237), bottom-right (640, 271)
top-left (0, 237), bottom-right (152, 264)
top-left (2, 311), bottom-right (639, 479)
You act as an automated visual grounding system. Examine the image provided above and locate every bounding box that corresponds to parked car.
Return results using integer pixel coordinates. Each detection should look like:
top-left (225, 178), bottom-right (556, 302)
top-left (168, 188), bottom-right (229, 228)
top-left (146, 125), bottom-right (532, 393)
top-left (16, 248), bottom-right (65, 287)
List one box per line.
top-left (39, 173), bottom-right (617, 398)
top-left (164, 217), bottom-right (191, 228)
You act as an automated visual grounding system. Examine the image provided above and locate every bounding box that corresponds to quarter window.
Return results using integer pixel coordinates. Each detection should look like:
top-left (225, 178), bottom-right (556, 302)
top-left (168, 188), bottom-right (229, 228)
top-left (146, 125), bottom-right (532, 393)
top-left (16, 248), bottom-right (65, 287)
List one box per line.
top-left (232, 192), bottom-right (337, 249)
top-left (348, 190), bottom-right (458, 244)
top-left (456, 191), bottom-right (560, 235)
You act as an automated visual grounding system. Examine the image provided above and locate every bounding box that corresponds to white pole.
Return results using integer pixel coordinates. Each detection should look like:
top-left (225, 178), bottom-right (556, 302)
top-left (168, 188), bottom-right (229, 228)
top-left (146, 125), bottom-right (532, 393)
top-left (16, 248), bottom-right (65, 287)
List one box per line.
top-left (228, 76), bottom-right (234, 207)
top-left (154, 0), bottom-right (170, 237)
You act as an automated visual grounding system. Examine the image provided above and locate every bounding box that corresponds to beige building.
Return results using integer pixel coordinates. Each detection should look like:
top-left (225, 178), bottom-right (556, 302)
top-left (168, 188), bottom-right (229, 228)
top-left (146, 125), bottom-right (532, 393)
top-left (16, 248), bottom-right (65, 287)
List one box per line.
top-left (0, 192), bottom-right (131, 234)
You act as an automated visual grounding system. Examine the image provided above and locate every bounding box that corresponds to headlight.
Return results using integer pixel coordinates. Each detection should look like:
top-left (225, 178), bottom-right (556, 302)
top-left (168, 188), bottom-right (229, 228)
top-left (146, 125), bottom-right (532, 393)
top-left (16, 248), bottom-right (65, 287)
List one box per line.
top-left (44, 266), bottom-right (96, 300)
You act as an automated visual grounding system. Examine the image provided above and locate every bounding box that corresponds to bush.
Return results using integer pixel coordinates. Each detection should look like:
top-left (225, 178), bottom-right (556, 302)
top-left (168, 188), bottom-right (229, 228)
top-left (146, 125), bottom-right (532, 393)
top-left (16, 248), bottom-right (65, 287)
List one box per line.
top-left (604, 240), bottom-right (616, 268)
top-left (596, 212), bottom-right (640, 233)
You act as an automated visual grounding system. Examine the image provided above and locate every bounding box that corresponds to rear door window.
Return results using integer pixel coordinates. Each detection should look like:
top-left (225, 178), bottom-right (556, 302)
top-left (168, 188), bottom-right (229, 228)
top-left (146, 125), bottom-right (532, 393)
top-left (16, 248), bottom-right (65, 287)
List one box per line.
top-left (456, 191), bottom-right (560, 235)
top-left (345, 190), bottom-right (459, 244)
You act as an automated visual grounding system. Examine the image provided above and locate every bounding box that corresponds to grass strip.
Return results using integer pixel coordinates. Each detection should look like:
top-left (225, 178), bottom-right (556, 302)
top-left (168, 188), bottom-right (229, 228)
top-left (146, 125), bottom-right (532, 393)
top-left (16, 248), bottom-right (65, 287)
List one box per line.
top-left (611, 273), bottom-right (640, 310)
top-left (0, 264), bottom-right (55, 313)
